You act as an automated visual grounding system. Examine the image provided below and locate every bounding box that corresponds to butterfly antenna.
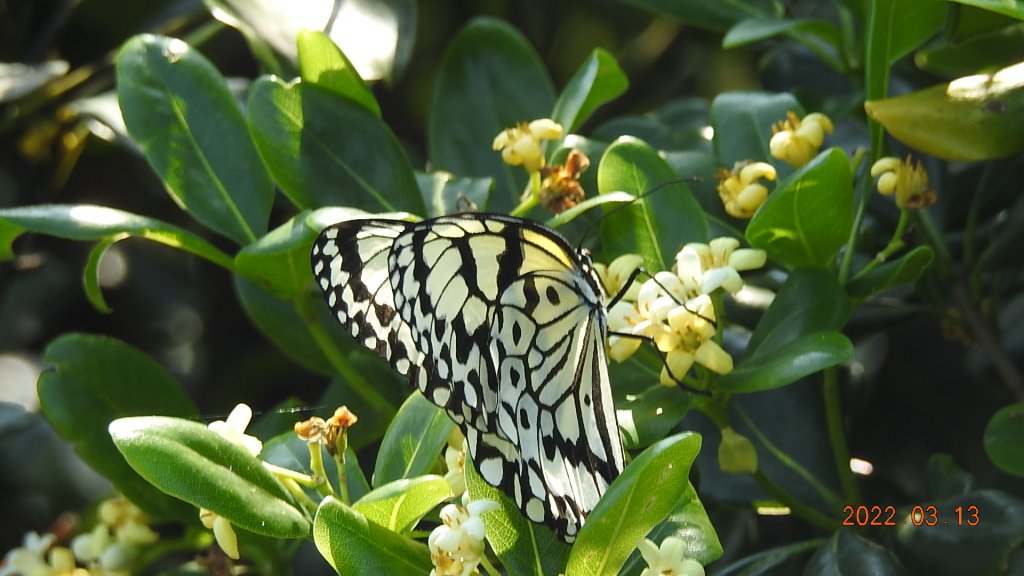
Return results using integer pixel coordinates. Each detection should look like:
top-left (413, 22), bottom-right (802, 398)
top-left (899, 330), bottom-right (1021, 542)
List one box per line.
top-left (575, 177), bottom-right (701, 250)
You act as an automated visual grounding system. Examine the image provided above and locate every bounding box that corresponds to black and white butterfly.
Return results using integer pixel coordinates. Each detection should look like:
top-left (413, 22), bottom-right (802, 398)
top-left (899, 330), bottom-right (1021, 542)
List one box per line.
top-left (311, 213), bottom-right (624, 541)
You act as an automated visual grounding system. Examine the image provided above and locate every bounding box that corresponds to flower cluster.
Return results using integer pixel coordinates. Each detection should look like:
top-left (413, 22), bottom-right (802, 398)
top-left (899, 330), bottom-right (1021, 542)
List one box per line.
top-left (428, 495), bottom-right (498, 576)
top-left (716, 161), bottom-right (777, 219)
top-left (871, 156), bottom-right (935, 209)
top-left (637, 536), bottom-right (705, 576)
top-left (769, 111), bottom-right (833, 167)
top-left (1, 496), bottom-right (159, 576)
top-left (598, 239), bottom-right (766, 386)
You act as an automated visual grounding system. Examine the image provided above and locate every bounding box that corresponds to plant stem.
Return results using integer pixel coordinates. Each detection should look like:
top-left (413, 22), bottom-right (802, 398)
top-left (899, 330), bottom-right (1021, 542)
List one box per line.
top-left (752, 469), bottom-right (837, 531)
top-left (823, 366), bottom-right (860, 505)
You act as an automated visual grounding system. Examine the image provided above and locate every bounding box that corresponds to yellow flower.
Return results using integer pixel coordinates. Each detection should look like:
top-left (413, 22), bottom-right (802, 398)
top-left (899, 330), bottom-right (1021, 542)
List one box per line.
top-left (769, 112), bottom-right (834, 167)
top-left (654, 297), bottom-right (733, 385)
top-left (716, 161), bottom-right (777, 218)
top-left (594, 253), bottom-right (644, 302)
top-left (492, 118), bottom-right (563, 173)
top-left (871, 156), bottom-right (936, 209)
top-left (637, 536), bottom-right (705, 576)
top-left (199, 508), bottom-right (240, 560)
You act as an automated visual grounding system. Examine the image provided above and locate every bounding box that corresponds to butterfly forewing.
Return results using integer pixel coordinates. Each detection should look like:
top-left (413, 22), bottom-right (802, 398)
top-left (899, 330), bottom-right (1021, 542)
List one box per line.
top-left (311, 213), bottom-right (625, 541)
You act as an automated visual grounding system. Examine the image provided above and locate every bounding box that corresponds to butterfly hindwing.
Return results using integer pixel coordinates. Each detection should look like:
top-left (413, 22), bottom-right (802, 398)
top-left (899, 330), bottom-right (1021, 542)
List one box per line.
top-left (312, 213), bottom-right (625, 541)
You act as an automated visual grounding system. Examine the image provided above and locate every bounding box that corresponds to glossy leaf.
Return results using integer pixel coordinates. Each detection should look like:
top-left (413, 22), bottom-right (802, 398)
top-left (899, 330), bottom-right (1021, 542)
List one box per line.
top-left (566, 432), bottom-right (703, 576)
top-left (864, 62), bottom-right (1024, 160)
top-left (37, 334), bottom-right (197, 522)
top-left (206, 0), bottom-right (415, 82)
top-left (297, 29), bottom-right (380, 116)
top-left (82, 237), bottom-right (120, 313)
top-left (617, 483), bottom-right (722, 571)
top-left (746, 148), bottom-right (853, 270)
top-left (117, 34), bottom-right (273, 245)
top-left (416, 171), bottom-right (492, 218)
top-left (248, 77), bottom-right (423, 212)
top-left (597, 138), bottom-right (707, 270)
top-left (353, 475), bottom-right (453, 533)
top-left (314, 497), bottom-right (431, 575)
top-left (746, 268), bottom-right (851, 356)
top-left (464, 456), bottom-right (570, 576)
top-left (715, 331), bottom-right (853, 393)
top-left (723, 18), bottom-right (842, 70)
top-left (804, 530), bottom-right (911, 575)
top-left (709, 91), bottom-right (801, 167)
top-left (551, 48), bottom-right (628, 133)
top-left (984, 403), bottom-right (1024, 477)
top-left (0, 204), bottom-right (234, 268)
top-left (110, 416), bottom-right (310, 537)
top-left (373, 393), bottom-right (453, 486)
top-left (892, 490), bottom-right (1024, 575)
top-left (847, 246), bottom-right (934, 299)
top-left (864, 0), bottom-right (946, 149)
top-left (948, 0), bottom-right (1024, 19)
top-left (428, 17), bottom-right (554, 212)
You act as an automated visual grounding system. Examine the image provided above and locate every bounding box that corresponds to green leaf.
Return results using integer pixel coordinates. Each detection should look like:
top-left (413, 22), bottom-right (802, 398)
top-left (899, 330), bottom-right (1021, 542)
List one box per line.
top-left (723, 18), bottom-right (843, 71)
top-left (314, 497), bottom-right (431, 575)
top-left (615, 0), bottom-right (775, 32)
top-left (235, 207), bottom-right (361, 299)
top-left (617, 482), bottom-right (722, 571)
top-left (82, 237), bottom-right (121, 313)
top-left (464, 457), bottom-right (570, 576)
top-left (746, 148), bottom-right (853, 270)
top-left (864, 0), bottom-right (947, 150)
top-left (709, 91), bottom-right (802, 168)
top-left (804, 530), bottom-right (911, 575)
top-left (948, 0), bottom-right (1024, 20)
top-left (597, 138), bottom-right (707, 269)
top-left (551, 48), bottom-right (628, 133)
top-left (566, 432), bottom-right (703, 576)
top-left (297, 30), bottom-right (381, 116)
top-left (109, 416), bottom-right (311, 538)
top-left (373, 393), bottom-right (453, 486)
top-left (715, 331), bottom-right (853, 393)
top-left (428, 17), bottom-right (555, 212)
top-left (234, 276), bottom-right (339, 375)
top-left (416, 171), bottom-right (492, 218)
top-left (0, 204), bottom-right (234, 268)
top-left (864, 63), bottom-right (1024, 160)
top-left (847, 246), bottom-right (934, 299)
top-left (615, 384), bottom-right (694, 449)
top-left (117, 34), bottom-right (273, 245)
top-left (984, 403), bottom-right (1024, 477)
top-left (37, 334), bottom-right (198, 523)
top-left (206, 0), bottom-right (415, 82)
top-left (248, 77), bottom-right (423, 213)
top-left (746, 268), bottom-right (851, 356)
top-left (892, 490), bottom-right (1024, 575)
top-left (353, 475), bottom-right (453, 533)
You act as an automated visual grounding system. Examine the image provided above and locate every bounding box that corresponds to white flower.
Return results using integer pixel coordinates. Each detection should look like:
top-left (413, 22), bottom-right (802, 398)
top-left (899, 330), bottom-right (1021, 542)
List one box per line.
top-left (428, 496), bottom-right (499, 576)
top-left (0, 532), bottom-right (57, 576)
top-left (638, 536), bottom-right (705, 576)
top-left (208, 403), bottom-right (263, 456)
top-left (200, 508), bottom-right (240, 560)
top-left (443, 443), bottom-right (467, 497)
top-left (594, 253), bottom-right (644, 302)
top-left (679, 238), bottom-right (766, 295)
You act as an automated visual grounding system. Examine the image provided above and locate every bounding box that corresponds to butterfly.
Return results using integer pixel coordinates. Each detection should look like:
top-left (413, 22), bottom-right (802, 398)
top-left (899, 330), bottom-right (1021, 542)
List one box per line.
top-left (311, 213), bottom-right (625, 541)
